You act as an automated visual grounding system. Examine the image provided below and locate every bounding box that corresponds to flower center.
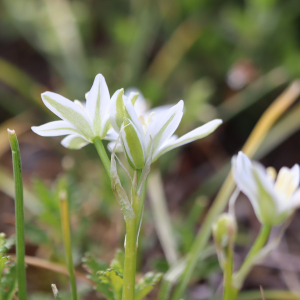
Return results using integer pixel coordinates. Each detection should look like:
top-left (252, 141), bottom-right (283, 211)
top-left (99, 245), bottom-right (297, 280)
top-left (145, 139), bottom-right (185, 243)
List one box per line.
top-left (138, 111), bottom-right (155, 135)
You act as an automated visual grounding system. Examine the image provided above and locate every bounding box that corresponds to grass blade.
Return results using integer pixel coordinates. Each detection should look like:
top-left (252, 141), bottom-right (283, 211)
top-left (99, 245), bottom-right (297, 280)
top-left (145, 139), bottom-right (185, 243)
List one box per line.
top-left (8, 129), bottom-right (27, 300)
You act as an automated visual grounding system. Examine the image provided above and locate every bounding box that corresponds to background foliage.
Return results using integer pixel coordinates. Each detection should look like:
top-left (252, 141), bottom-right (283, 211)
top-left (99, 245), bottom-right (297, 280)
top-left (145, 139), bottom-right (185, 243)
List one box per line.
top-left (1, 0), bottom-right (300, 299)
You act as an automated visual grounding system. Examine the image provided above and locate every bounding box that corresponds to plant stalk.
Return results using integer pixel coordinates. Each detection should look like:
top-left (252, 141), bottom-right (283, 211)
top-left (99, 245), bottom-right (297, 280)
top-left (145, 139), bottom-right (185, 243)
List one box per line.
top-left (59, 185), bottom-right (78, 300)
top-left (8, 129), bottom-right (27, 300)
top-left (122, 217), bottom-right (137, 300)
top-left (244, 225), bottom-right (271, 264)
top-left (171, 81), bottom-right (300, 300)
top-left (93, 137), bottom-right (111, 179)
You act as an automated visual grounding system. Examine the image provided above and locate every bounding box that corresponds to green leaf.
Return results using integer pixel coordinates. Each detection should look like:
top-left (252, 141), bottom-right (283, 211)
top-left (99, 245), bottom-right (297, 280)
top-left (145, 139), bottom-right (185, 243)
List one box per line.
top-left (82, 253), bottom-right (114, 300)
top-left (82, 253), bottom-right (108, 283)
top-left (98, 269), bottom-right (123, 300)
top-left (0, 233), bottom-right (8, 255)
top-left (1, 263), bottom-right (17, 300)
top-left (110, 249), bottom-right (124, 276)
top-left (135, 272), bottom-right (163, 300)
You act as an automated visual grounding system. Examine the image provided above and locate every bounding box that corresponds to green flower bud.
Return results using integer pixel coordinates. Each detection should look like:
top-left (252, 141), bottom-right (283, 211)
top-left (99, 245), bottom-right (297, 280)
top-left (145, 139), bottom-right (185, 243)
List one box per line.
top-left (212, 213), bottom-right (236, 249)
top-left (121, 118), bottom-right (146, 170)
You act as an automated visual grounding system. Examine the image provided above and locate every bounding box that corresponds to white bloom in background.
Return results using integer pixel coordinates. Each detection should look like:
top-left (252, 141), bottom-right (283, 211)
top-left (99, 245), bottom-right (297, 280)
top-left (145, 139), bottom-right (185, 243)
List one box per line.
top-left (109, 88), bottom-right (223, 170)
top-left (32, 74), bottom-right (116, 149)
top-left (232, 151), bottom-right (300, 225)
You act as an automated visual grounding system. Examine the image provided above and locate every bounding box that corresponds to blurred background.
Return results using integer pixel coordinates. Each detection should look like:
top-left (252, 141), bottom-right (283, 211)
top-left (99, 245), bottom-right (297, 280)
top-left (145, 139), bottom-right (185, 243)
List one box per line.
top-left (1, 0), bottom-right (300, 299)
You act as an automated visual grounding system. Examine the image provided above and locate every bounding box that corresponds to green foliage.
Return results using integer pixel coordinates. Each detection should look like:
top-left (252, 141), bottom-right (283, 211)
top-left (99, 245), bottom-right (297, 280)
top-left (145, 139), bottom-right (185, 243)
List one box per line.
top-left (0, 233), bottom-right (17, 300)
top-left (98, 269), bottom-right (123, 300)
top-left (1, 264), bottom-right (17, 300)
top-left (83, 250), bottom-right (162, 300)
top-left (134, 272), bottom-right (163, 300)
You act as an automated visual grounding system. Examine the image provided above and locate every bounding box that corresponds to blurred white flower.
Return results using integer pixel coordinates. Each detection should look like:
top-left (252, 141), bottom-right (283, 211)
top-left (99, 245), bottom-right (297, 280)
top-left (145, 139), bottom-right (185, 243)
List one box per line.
top-left (232, 151), bottom-right (300, 225)
top-left (109, 88), bottom-right (222, 169)
top-left (32, 74), bottom-right (116, 149)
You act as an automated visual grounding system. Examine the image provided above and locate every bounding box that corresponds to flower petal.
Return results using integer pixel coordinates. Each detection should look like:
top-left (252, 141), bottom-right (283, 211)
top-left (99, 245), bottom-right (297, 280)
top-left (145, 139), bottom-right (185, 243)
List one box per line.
top-left (31, 121), bottom-right (81, 137)
top-left (103, 128), bottom-right (119, 141)
top-left (232, 152), bottom-right (260, 215)
top-left (42, 92), bottom-right (94, 140)
top-left (145, 100), bottom-right (184, 157)
top-left (86, 74), bottom-right (110, 136)
top-left (121, 118), bottom-right (145, 170)
top-left (124, 98), bottom-right (145, 138)
top-left (109, 88), bottom-right (125, 132)
top-left (153, 119), bottom-right (222, 160)
top-left (107, 141), bottom-right (123, 152)
top-left (61, 134), bottom-right (90, 149)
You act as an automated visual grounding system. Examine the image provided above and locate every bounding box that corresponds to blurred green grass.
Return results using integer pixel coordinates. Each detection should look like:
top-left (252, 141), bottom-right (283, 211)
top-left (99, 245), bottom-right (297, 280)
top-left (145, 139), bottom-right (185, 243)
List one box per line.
top-left (1, 0), bottom-right (300, 299)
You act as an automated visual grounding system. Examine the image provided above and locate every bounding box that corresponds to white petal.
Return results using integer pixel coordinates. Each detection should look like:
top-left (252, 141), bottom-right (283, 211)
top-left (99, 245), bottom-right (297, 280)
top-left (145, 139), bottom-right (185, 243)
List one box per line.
top-left (107, 141), bottom-right (123, 152)
top-left (289, 188), bottom-right (300, 209)
top-left (86, 74), bottom-right (110, 136)
top-left (61, 134), bottom-right (90, 149)
top-left (290, 164), bottom-right (300, 186)
top-left (31, 121), bottom-right (81, 137)
top-left (145, 100), bottom-right (184, 157)
top-left (42, 92), bottom-right (94, 140)
top-left (233, 152), bottom-right (261, 215)
top-left (109, 88), bottom-right (125, 132)
top-left (103, 129), bottom-right (119, 141)
top-left (124, 98), bottom-right (145, 138)
top-left (153, 119), bottom-right (222, 160)
top-left (121, 118), bottom-right (145, 169)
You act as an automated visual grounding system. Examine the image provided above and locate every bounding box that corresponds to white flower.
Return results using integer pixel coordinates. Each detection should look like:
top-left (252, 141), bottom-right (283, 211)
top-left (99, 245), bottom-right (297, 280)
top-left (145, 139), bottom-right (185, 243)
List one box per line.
top-left (109, 89), bottom-right (223, 169)
top-left (32, 74), bottom-right (116, 149)
top-left (232, 152), bottom-right (300, 225)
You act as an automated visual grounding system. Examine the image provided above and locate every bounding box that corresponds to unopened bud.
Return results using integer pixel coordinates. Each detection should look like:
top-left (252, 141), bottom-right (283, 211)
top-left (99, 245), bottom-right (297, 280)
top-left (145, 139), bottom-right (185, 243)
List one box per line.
top-left (212, 213), bottom-right (236, 249)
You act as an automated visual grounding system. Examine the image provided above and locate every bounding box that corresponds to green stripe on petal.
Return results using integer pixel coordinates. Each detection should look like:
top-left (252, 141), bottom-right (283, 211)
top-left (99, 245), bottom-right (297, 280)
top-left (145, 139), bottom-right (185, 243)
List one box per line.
top-left (121, 118), bottom-right (145, 170)
top-left (110, 89), bottom-right (126, 131)
top-left (86, 74), bottom-right (110, 136)
top-left (31, 120), bottom-right (82, 137)
top-left (42, 92), bottom-right (94, 140)
top-left (153, 119), bottom-right (223, 160)
top-left (145, 100), bottom-right (184, 157)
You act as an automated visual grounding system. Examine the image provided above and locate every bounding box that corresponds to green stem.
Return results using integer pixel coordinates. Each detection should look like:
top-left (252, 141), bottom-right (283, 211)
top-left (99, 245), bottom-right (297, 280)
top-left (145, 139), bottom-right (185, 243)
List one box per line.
top-left (226, 224), bottom-right (271, 300)
top-left (59, 184), bottom-right (78, 300)
top-left (171, 175), bottom-right (235, 300)
top-left (93, 137), bottom-right (111, 179)
top-left (244, 225), bottom-right (271, 263)
top-left (123, 218), bottom-right (137, 300)
top-left (8, 129), bottom-right (27, 300)
top-left (223, 248), bottom-right (233, 300)
top-left (136, 182), bottom-right (147, 236)
top-left (224, 287), bottom-right (239, 300)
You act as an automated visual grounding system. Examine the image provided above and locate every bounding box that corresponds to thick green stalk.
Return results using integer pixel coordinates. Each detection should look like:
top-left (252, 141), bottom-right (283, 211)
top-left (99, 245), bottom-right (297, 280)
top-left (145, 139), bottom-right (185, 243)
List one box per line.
top-left (8, 129), bottom-right (27, 300)
top-left (93, 137), bottom-right (111, 179)
top-left (122, 217), bottom-right (137, 300)
top-left (59, 186), bottom-right (78, 300)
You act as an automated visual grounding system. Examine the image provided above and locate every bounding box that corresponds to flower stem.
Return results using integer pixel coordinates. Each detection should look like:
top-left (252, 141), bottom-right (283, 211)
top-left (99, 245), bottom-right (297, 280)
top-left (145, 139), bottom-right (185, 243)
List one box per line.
top-left (242, 224), bottom-right (271, 270)
top-left (59, 182), bottom-right (78, 300)
top-left (123, 217), bottom-right (137, 300)
top-left (93, 137), bottom-right (111, 179)
top-left (225, 224), bottom-right (271, 300)
top-left (223, 245), bottom-right (236, 300)
top-left (171, 82), bottom-right (300, 300)
top-left (8, 129), bottom-right (27, 300)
